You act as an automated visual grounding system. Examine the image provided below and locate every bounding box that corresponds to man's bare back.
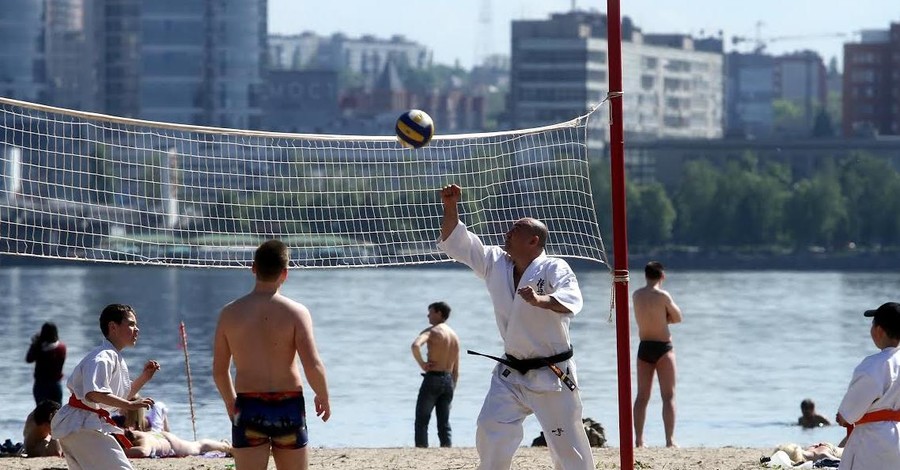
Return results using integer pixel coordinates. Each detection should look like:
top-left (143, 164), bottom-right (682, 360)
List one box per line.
top-left (633, 286), bottom-right (682, 342)
top-left (425, 324), bottom-right (459, 371)
top-left (217, 292), bottom-right (310, 392)
top-left (213, 240), bottom-right (329, 470)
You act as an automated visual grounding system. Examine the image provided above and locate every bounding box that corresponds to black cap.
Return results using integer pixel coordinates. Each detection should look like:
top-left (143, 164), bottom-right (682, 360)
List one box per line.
top-left (864, 302), bottom-right (900, 333)
top-left (864, 302), bottom-right (900, 318)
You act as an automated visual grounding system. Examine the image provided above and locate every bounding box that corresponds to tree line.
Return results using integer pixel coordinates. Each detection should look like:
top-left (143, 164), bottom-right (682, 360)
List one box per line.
top-left (590, 152), bottom-right (900, 252)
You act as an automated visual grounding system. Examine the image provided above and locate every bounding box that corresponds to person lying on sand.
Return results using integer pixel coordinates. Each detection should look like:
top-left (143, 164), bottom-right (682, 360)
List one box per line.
top-left (122, 429), bottom-right (231, 458)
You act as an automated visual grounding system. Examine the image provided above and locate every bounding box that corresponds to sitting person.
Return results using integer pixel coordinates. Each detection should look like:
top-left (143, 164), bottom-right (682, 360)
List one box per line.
top-left (122, 429), bottom-right (231, 458)
top-left (119, 394), bottom-right (169, 432)
top-left (797, 398), bottom-right (831, 428)
top-left (23, 400), bottom-right (63, 457)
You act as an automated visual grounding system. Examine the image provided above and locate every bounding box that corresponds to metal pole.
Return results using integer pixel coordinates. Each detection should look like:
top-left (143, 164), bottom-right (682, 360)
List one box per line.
top-left (604, 1), bottom-right (634, 469)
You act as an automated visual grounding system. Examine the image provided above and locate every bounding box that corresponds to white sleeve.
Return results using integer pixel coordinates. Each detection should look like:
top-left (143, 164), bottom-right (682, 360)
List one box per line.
top-left (548, 260), bottom-right (583, 315)
top-left (437, 221), bottom-right (491, 279)
top-left (838, 366), bottom-right (883, 424)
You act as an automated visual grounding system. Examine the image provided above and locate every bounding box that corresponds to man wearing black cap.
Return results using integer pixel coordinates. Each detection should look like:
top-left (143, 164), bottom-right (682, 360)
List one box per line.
top-left (835, 302), bottom-right (900, 469)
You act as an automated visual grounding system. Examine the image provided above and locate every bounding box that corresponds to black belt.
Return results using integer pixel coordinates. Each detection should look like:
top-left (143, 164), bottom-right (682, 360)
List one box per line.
top-left (467, 347), bottom-right (577, 391)
top-left (422, 371), bottom-right (451, 376)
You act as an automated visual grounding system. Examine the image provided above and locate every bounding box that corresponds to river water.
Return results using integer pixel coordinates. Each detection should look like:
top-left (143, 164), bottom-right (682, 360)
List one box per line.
top-left (0, 265), bottom-right (893, 449)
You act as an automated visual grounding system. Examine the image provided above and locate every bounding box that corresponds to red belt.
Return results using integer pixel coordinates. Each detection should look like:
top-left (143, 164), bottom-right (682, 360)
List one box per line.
top-left (67, 395), bottom-right (133, 448)
top-left (844, 409), bottom-right (900, 438)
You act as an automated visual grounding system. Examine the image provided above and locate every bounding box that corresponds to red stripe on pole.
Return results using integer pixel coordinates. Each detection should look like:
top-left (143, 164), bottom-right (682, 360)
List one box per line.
top-left (605, 0), bottom-right (634, 469)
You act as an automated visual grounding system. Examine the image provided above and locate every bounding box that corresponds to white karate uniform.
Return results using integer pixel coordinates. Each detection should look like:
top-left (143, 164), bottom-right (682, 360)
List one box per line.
top-left (837, 346), bottom-right (900, 470)
top-left (51, 338), bottom-right (134, 470)
top-left (438, 221), bottom-right (594, 470)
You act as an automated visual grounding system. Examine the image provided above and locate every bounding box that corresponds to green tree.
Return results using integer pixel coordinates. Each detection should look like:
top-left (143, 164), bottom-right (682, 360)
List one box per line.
top-left (840, 154), bottom-right (900, 246)
top-left (628, 182), bottom-right (675, 247)
top-left (773, 99), bottom-right (805, 136)
top-left (672, 160), bottom-right (719, 245)
top-left (786, 171), bottom-right (846, 247)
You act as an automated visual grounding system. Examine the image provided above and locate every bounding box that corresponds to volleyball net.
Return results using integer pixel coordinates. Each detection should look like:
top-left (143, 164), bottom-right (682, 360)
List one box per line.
top-left (0, 96), bottom-right (606, 268)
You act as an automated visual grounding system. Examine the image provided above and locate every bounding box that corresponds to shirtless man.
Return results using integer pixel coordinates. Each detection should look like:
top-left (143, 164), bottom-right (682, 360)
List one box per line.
top-left (632, 261), bottom-right (682, 448)
top-left (411, 301), bottom-right (460, 448)
top-left (123, 429), bottom-right (231, 458)
top-left (23, 400), bottom-right (62, 457)
top-left (213, 239), bottom-right (330, 470)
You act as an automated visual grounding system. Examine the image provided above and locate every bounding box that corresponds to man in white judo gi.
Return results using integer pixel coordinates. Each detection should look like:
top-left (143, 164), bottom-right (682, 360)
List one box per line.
top-left (836, 301), bottom-right (900, 469)
top-left (437, 184), bottom-right (594, 470)
top-left (51, 304), bottom-right (160, 469)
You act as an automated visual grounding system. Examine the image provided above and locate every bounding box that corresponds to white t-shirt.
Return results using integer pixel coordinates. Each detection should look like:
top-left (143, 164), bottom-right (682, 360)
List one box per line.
top-left (50, 339), bottom-right (132, 440)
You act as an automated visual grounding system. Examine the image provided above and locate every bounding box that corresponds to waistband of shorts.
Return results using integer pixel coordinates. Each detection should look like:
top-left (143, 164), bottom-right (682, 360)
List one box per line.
top-left (424, 371), bottom-right (452, 376)
top-left (237, 391), bottom-right (303, 400)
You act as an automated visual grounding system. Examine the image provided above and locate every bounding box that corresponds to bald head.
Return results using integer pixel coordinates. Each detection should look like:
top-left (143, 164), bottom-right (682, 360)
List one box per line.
top-left (516, 218), bottom-right (548, 248)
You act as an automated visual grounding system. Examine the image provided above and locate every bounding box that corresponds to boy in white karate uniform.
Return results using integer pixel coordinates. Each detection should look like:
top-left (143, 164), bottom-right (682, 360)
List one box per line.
top-left (836, 301), bottom-right (900, 470)
top-left (51, 304), bottom-right (160, 470)
top-left (438, 184), bottom-right (594, 470)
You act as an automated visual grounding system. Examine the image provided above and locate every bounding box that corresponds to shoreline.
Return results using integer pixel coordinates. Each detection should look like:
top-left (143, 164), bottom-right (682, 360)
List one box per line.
top-left (4, 446), bottom-right (772, 469)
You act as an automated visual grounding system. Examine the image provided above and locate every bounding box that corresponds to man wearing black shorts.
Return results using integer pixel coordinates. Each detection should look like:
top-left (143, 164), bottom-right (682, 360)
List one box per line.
top-left (632, 261), bottom-right (683, 448)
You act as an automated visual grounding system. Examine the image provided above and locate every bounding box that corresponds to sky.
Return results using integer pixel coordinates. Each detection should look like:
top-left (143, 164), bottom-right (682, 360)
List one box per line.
top-left (269, 0), bottom-right (899, 70)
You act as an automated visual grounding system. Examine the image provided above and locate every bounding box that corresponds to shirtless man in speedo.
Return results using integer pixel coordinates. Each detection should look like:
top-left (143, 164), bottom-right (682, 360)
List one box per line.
top-left (213, 239), bottom-right (330, 470)
top-left (632, 261), bottom-right (682, 448)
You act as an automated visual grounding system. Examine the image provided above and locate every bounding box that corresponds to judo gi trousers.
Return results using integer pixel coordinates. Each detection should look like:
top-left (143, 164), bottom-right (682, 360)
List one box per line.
top-left (476, 369), bottom-right (594, 470)
top-left (59, 429), bottom-right (134, 470)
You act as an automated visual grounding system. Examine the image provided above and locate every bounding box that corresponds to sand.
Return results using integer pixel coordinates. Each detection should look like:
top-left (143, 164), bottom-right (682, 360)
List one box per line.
top-left (3, 446), bottom-right (771, 469)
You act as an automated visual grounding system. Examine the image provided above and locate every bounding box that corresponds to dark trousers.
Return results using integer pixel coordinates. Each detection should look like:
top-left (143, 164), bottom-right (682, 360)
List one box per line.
top-left (414, 372), bottom-right (454, 447)
top-left (33, 379), bottom-right (62, 406)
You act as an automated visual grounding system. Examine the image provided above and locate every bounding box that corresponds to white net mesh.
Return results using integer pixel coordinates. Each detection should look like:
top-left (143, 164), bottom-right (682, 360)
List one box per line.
top-left (0, 97), bottom-right (606, 268)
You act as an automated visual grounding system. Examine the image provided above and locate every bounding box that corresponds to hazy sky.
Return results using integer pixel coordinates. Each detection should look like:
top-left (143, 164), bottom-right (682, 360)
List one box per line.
top-left (269, 0), bottom-right (898, 70)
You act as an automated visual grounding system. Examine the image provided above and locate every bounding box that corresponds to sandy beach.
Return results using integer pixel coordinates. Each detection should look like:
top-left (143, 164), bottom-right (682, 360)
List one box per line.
top-left (4, 446), bottom-right (771, 469)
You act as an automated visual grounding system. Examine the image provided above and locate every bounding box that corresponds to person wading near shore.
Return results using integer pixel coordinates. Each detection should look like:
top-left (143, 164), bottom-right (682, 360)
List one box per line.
top-left (836, 301), bottom-right (900, 469)
top-left (213, 239), bottom-right (330, 470)
top-left (411, 301), bottom-right (460, 448)
top-left (50, 304), bottom-right (160, 470)
top-left (632, 261), bottom-right (682, 448)
top-left (437, 183), bottom-right (594, 470)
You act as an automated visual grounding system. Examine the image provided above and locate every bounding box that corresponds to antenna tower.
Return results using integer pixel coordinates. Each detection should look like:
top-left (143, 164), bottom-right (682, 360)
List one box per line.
top-left (475, 0), bottom-right (493, 66)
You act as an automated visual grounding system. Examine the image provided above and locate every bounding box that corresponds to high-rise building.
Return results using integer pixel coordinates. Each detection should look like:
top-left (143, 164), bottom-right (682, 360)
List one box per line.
top-left (0, 2), bottom-right (45, 102)
top-left (843, 24), bottom-right (900, 137)
top-left (45, 0), bottom-right (88, 110)
top-left (76, 0), bottom-right (266, 127)
top-left (510, 11), bottom-right (723, 153)
top-left (774, 51), bottom-right (827, 135)
top-left (724, 52), bottom-right (773, 138)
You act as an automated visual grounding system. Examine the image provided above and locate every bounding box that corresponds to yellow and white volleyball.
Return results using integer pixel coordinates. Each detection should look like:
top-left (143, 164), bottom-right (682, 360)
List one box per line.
top-left (395, 109), bottom-right (435, 149)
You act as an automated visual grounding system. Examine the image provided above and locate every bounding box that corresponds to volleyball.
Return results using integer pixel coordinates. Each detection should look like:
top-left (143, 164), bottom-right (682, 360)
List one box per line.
top-left (395, 109), bottom-right (435, 149)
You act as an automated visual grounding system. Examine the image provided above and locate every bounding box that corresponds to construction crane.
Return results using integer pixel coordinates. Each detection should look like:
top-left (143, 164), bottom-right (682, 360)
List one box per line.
top-left (731, 22), bottom-right (856, 53)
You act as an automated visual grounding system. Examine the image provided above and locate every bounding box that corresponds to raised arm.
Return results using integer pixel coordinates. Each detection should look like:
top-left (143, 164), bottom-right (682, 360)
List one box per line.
top-left (26, 335), bottom-right (40, 363)
top-left (440, 184), bottom-right (461, 241)
top-left (128, 360), bottom-right (160, 399)
top-left (294, 305), bottom-right (330, 423)
top-left (212, 310), bottom-right (236, 420)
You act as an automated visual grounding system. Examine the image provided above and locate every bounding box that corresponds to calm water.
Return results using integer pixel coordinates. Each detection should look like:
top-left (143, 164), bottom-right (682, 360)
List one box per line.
top-left (0, 265), bottom-right (894, 449)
